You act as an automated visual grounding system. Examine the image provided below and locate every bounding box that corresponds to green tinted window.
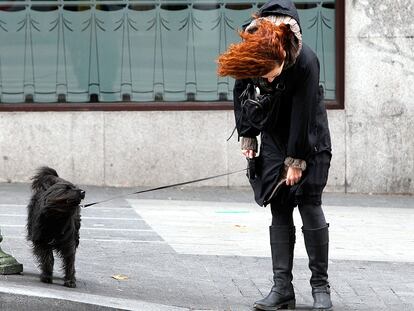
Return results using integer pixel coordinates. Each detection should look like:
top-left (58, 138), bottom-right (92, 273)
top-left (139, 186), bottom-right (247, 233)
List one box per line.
top-left (0, 1), bottom-right (336, 103)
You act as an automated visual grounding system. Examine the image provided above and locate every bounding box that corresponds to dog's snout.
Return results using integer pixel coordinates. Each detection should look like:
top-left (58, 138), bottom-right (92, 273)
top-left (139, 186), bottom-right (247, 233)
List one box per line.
top-left (80, 190), bottom-right (85, 199)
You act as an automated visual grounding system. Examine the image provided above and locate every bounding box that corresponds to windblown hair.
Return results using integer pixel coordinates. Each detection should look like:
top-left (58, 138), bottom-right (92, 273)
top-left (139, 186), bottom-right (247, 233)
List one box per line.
top-left (217, 19), bottom-right (294, 79)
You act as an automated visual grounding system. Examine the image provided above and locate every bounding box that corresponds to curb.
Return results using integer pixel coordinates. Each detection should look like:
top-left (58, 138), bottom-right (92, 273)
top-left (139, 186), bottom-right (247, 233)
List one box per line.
top-left (0, 284), bottom-right (189, 311)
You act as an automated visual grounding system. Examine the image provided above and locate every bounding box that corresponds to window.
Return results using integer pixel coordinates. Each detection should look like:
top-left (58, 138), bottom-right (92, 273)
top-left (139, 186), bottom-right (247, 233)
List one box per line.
top-left (0, 1), bottom-right (343, 110)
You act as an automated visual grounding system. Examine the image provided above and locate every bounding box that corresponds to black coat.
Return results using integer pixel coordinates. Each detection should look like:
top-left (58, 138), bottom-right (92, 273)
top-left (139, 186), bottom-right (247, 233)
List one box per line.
top-left (234, 0), bottom-right (332, 207)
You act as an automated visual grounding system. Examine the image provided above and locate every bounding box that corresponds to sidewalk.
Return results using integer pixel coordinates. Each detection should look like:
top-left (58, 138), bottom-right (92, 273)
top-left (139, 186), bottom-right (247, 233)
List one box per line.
top-left (0, 183), bottom-right (413, 311)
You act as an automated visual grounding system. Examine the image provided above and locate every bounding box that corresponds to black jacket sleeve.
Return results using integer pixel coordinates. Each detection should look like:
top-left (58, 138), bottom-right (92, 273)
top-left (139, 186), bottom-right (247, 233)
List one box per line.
top-left (287, 56), bottom-right (320, 160)
top-left (233, 79), bottom-right (261, 138)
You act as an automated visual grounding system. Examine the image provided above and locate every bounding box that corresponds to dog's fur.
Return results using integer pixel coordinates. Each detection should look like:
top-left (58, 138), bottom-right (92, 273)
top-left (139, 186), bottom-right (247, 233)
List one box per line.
top-left (27, 167), bottom-right (84, 288)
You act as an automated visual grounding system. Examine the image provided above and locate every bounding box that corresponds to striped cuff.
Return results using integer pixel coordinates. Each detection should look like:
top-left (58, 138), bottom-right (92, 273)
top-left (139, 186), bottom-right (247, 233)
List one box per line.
top-left (241, 137), bottom-right (258, 152)
top-left (284, 157), bottom-right (307, 171)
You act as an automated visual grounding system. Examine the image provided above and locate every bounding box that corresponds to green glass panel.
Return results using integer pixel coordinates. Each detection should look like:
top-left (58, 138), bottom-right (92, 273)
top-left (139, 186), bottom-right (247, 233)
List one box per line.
top-left (128, 5), bottom-right (157, 101)
top-left (192, 4), bottom-right (257, 101)
top-left (192, 6), bottom-right (222, 101)
top-left (30, 6), bottom-right (59, 102)
top-left (220, 4), bottom-right (259, 101)
top-left (63, 7), bottom-right (93, 102)
top-left (320, 4), bottom-right (335, 99)
top-left (298, 2), bottom-right (335, 100)
top-left (0, 1), bottom-right (337, 104)
top-left (159, 5), bottom-right (190, 101)
top-left (0, 7), bottom-right (27, 103)
top-left (95, 6), bottom-right (124, 101)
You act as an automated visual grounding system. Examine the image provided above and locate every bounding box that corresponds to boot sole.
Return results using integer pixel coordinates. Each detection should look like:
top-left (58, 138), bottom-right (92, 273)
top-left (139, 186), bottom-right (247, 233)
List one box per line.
top-left (254, 298), bottom-right (296, 310)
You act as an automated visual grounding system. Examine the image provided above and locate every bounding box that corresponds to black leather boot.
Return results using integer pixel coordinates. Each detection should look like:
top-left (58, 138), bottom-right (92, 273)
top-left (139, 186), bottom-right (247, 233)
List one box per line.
top-left (254, 225), bottom-right (296, 310)
top-left (303, 224), bottom-right (333, 311)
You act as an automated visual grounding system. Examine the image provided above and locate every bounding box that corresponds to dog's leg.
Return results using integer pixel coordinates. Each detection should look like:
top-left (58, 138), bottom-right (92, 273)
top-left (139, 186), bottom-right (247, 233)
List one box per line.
top-left (61, 246), bottom-right (77, 288)
top-left (33, 245), bottom-right (54, 283)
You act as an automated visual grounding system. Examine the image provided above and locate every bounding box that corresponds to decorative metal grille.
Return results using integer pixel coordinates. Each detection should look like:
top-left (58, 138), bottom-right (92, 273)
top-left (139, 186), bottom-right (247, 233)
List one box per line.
top-left (0, 1), bottom-right (335, 103)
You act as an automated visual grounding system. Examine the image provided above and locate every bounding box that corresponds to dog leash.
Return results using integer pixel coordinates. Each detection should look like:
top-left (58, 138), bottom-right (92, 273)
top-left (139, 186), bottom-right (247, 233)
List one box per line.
top-left (81, 168), bottom-right (247, 208)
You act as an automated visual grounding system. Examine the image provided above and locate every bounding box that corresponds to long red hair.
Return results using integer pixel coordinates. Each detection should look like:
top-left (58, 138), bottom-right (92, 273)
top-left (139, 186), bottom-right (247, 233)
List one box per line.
top-left (217, 19), bottom-right (292, 79)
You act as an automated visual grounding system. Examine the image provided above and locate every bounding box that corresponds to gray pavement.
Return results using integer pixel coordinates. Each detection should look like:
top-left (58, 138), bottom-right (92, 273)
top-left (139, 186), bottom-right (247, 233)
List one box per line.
top-left (0, 182), bottom-right (413, 311)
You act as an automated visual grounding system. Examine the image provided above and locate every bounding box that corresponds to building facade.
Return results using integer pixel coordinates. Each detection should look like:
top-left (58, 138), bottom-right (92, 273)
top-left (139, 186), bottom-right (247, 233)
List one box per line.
top-left (0, 0), bottom-right (412, 194)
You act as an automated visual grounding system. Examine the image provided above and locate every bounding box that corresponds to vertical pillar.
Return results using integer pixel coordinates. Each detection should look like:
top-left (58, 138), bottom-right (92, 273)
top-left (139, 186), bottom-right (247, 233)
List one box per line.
top-left (0, 229), bottom-right (23, 275)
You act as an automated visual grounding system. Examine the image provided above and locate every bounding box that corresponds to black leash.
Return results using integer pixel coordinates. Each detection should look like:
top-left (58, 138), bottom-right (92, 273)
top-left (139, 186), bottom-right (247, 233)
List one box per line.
top-left (81, 168), bottom-right (247, 208)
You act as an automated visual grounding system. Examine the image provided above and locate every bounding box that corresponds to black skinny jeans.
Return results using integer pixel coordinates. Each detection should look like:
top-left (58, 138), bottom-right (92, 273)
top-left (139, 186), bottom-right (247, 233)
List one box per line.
top-left (271, 203), bottom-right (327, 229)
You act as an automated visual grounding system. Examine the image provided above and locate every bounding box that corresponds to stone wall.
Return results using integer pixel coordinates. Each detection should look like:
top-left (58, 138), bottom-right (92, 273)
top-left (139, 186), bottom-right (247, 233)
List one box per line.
top-left (0, 110), bottom-right (346, 190)
top-left (344, 0), bottom-right (413, 193)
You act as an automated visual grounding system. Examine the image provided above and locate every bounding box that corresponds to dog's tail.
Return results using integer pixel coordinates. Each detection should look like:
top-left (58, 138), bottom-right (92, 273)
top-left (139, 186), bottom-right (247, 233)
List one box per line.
top-left (31, 166), bottom-right (59, 192)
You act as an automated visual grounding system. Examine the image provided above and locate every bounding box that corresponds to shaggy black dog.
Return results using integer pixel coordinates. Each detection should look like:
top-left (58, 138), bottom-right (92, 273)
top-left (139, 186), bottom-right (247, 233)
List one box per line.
top-left (27, 167), bottom-right (84, 288)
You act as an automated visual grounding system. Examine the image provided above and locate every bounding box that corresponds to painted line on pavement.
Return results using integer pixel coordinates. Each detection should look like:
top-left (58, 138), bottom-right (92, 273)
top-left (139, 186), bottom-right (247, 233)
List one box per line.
top-left (0, 204), bottom-right (134, 210)
top-left (4, 236), bottom-right (166, 243)
top-left (0, 214), bottom-right (144, 221)
top-left (83, 216), bottom-right (144, 221)
top-left (82, 228), bottom-right (153, 232)
top-left (81, 238), bottom-right (165, 243)
top-left (0, 214), bottom-right (26, 217)
top-left (82, 206), bottom-right (134, 210)
top-left (0, 224), bottom-right (24, 227)
top-left (0, 204), bottom-right (26, 207)
top-left (0, 224), bottom-right (154, 232)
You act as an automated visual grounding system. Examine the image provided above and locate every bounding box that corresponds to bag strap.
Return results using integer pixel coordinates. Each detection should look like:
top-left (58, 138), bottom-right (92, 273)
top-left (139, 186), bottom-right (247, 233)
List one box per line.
top-left (227, 73), bottom-right (287, 140)
top-left (227, 82), bottom-right (255, 141)
top-left (260, 73), bottom-right (287, 131)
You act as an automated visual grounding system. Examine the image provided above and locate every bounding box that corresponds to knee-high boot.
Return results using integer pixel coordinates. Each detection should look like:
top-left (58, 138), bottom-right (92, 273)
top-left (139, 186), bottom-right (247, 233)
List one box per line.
top-left (302, 224), bottom-right (333, 310)
top-left (254, 225), bottom-right (296, 310)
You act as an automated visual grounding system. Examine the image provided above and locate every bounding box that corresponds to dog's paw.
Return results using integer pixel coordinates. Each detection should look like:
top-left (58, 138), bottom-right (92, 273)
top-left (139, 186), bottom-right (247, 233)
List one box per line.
top-left (64, 279), bottom-right (76, 288)
top-left (40, 275), bottom-right (53, 284)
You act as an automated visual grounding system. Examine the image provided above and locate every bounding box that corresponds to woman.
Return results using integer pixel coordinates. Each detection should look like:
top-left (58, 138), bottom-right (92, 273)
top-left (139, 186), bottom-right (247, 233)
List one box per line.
top-left (217, 1), bottom-right (332, 310)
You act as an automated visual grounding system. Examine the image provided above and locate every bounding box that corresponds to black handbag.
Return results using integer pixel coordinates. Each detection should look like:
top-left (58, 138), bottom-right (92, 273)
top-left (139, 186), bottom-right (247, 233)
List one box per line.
top-left (247, 157), bottom-right (292, 207)
top-left (240, 82), bottom-right (285, 133)
top-left (228, 77), bottom-right (285, 141)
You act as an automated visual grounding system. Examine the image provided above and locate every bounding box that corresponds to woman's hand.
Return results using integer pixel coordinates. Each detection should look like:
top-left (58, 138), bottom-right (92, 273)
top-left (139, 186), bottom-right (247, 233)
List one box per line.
top-left (286, 166), bottom-right (302, 186)
top-left (242, 149), bottom-right (256, 159)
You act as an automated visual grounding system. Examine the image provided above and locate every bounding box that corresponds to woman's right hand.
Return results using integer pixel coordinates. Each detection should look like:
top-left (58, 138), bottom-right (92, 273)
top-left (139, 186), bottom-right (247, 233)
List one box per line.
top-left (242, 149), bottom-right (256, 159)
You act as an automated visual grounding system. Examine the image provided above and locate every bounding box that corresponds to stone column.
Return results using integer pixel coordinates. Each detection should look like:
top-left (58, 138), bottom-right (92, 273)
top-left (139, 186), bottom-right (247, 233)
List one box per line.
top-left (0, 229), bottom-right (23, 274)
